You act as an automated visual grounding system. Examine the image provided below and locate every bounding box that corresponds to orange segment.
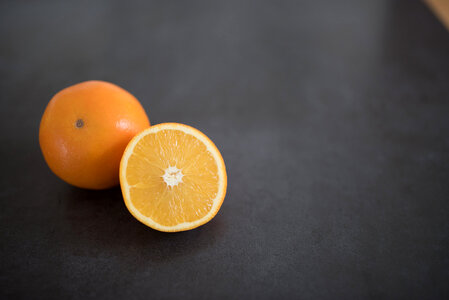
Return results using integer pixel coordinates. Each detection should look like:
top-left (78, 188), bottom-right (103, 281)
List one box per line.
top-left (120, 123), bottom-right (227, 232)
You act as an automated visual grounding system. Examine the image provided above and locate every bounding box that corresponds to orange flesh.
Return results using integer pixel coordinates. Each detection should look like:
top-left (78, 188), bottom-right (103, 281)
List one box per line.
top-left (125, 129), bottom-right (219, 227)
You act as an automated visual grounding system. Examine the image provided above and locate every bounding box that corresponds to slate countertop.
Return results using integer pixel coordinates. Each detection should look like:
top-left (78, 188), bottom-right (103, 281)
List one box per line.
top-left (1, 1), bottom-right (448, 299)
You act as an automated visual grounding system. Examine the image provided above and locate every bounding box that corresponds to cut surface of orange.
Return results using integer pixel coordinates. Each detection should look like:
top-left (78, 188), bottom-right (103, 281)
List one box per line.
top-left (120, 123), bottom-right (227, 232)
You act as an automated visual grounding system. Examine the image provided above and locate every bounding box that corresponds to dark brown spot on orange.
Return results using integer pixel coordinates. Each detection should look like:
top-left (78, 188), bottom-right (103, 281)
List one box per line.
top-left (75, 119), bottom-right (84, 128)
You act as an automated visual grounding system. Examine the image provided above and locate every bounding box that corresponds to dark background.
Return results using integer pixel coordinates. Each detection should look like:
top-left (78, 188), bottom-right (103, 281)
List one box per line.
top-left (1, 0), bottom-right (448, 299)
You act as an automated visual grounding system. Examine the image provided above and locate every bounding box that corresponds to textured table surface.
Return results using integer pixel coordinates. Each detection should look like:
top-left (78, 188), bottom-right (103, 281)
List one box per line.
top-left (1, 1), bottom-right (448, 299)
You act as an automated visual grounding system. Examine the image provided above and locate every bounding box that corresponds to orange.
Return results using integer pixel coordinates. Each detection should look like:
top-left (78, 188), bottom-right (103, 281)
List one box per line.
top-left (119, 123), bottom-right (227, 232)
top-left (39, 80), bottom-right (150, 189)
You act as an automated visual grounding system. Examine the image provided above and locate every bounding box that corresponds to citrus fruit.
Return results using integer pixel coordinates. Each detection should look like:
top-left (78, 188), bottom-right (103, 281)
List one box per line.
top-left (120, 123), bottom-right (227, 232)
top-left (39, 80), bottom-right (150, 189)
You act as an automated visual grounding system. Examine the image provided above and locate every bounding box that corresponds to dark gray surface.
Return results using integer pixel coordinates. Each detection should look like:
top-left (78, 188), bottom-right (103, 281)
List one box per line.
top-left (1, 0), bottom-right (449, 299)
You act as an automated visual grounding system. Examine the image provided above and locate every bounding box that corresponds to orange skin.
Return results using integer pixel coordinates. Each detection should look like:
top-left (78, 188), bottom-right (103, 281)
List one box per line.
top-left (39, 81), bottom-right (150, 189)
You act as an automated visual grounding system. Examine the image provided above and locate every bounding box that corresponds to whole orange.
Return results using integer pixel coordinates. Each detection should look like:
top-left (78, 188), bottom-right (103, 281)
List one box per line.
top-left (39, 80), bottom-right (150, 189)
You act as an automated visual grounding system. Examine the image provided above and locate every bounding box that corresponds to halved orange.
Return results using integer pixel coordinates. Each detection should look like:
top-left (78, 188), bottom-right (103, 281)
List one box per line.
top-left (119, 123), bottom-right (227, 232)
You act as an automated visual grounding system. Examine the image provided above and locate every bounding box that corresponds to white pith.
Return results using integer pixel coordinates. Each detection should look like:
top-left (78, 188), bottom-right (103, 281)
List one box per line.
top-left (162, 166), bottom-right (184, 187)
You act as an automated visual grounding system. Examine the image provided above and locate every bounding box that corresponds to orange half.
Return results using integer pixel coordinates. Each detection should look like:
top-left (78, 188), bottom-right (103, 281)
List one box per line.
top-left (119, 123), bottom-right (227, 232)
